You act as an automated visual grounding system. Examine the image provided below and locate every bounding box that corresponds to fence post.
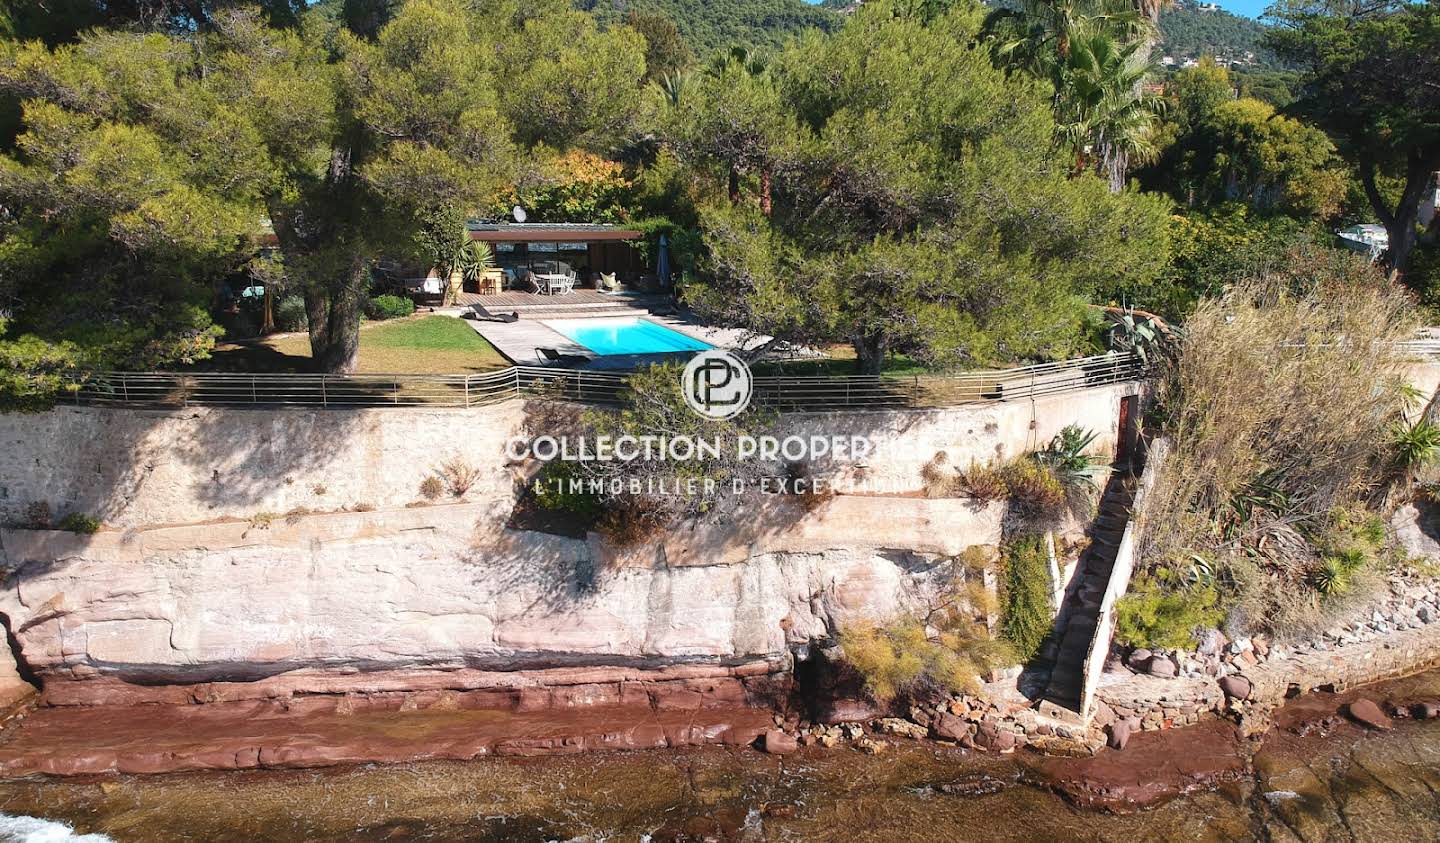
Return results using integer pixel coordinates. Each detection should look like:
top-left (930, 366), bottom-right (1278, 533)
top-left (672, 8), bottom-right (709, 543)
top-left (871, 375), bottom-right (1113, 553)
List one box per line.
top-left (393, 378), bottom-right (400, 405)
top-left (121, 374), bottom-right (130, 404)
top-left (250, 375), bottom-right (257, 405)
top-left (321, 374), bottom-right (328, 409)
top-left (464, 375), bottom-right (471, 408)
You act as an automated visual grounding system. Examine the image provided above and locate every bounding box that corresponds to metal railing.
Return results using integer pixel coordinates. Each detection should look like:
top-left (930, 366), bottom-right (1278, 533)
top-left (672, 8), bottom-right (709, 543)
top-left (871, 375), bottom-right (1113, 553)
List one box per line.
top-left (65, 352), bottom-right (1146, 412)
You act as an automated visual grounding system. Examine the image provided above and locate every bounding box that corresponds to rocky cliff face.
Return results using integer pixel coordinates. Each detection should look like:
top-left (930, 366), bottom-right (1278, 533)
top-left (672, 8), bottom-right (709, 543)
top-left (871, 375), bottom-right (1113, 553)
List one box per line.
top-left (0, 499), bottom-right (1001, 706)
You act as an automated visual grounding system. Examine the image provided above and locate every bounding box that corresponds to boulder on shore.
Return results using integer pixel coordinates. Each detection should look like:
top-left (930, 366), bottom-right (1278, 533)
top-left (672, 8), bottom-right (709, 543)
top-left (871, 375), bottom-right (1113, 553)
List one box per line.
top-left (930, 712), bottom-right (974, 743)
top-left (1147, 656), bottom-right (1177, 679)
top-left (762, 729), bottom-right (797, 755)
top-left (1346, 698), bottom-right (1393, 730)
top-left (1219, 675), bottom-right (1252, 701)
top-left (1107, 719), bottom-right (1132, 750)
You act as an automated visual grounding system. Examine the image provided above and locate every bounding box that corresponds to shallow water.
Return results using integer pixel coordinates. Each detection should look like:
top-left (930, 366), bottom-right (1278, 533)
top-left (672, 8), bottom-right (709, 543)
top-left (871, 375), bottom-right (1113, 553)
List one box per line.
top-left (5, 674), bottom-right (1440, 841)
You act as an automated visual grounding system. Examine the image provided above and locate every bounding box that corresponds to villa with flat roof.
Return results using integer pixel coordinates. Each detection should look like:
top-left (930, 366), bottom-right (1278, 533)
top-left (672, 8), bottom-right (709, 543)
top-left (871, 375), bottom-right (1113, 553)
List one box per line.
top-left (463, 221), bottom-right (652, 294)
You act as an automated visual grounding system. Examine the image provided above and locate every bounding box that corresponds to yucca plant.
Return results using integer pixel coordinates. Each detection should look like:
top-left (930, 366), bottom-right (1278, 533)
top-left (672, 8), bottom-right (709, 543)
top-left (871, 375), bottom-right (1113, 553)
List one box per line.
top-left (1393, 418), bottom-right (1440, 473)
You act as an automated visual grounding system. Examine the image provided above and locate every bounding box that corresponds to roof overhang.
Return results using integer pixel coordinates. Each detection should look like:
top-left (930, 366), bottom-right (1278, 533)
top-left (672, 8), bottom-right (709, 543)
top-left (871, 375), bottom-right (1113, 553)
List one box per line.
top-left (466, 224), bottom-right (642, 243)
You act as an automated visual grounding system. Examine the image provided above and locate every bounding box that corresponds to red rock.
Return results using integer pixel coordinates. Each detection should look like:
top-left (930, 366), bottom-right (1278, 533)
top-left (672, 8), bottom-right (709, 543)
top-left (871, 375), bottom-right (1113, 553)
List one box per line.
top-left (818, 698), bottom-right (884, 724)
top-left (1027, 719), bottom-right (1246, 812)
top-left (650, 686), bottom-right (704, 711)
top-left (1219, 675), bottom-right (1252, 701)
top-left (974, 722), bottom-right (1016, 752)
top-left (1146, 656), bottom-right (1177, 678)
top-left (1346, 698), bottom-right (1393, 730)
top-left (930, 712), bottom-right (973, 742)
top-left (0, 699), bottom-right (777, 777)
top-left (1108, 720), bottom-right (1132, 750)
top-left (762, 729), bottom-right (797, 754)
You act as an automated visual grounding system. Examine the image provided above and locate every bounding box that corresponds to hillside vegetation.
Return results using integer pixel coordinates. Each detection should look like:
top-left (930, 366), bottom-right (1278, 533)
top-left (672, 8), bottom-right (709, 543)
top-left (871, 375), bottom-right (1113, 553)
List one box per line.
top-left (581, 0), bottom-right (841, 54)
top-left (1159, 0), bottom-right (1282, 68)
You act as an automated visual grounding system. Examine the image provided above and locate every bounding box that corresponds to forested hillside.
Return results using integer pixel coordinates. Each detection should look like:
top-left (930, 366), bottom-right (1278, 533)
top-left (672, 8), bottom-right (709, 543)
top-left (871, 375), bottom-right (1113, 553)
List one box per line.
top-left (1159, 0), bottom-right (1281, 68)
top-left (579, 0), bottom-right (841, 54)
top-left (965, 0), bottom-right (1282, 69)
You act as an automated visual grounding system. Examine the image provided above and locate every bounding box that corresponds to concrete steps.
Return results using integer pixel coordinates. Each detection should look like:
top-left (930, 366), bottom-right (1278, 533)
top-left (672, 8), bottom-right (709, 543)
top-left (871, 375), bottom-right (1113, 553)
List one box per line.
top-left (1041, 460), bottom-right (1144, 715)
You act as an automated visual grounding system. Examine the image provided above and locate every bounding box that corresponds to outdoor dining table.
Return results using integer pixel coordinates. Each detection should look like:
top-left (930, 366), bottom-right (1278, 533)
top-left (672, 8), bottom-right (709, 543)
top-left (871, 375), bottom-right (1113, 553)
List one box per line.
top-left (536, 273), bottom-right (571, 294)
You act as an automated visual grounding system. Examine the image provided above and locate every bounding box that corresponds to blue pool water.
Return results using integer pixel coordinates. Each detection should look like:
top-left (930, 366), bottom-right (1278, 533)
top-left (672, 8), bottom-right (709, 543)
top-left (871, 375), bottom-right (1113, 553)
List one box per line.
top-left (545, 318), bottom-right (713, 356)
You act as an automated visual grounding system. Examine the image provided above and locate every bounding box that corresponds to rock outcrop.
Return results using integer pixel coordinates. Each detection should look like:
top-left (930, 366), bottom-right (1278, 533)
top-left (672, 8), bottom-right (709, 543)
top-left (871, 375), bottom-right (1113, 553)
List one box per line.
top-left (0, 503), bottom-right (995, 706)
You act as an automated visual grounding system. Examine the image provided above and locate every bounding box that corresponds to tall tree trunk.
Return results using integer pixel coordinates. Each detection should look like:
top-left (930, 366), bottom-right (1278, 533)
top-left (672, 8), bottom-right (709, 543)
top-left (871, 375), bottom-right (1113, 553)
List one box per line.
top-left (260, 285), bottom-right (275, 334)
top-left (852, 330), bottom-right (888, 377)
top-left (304, 255), bottom-right (367, 374)
top-left (1098, 139), bottom-right (1127, 194)
top-left (760, 170), bottom-right (773, 216)
top-left (728, 165), bottom-right (741, 205)
top-left (1362, 151), bottom-right (1437, 280)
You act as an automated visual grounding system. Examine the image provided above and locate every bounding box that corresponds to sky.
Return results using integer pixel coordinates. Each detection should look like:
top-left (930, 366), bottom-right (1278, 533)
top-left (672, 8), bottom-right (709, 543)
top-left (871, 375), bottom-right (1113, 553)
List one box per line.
top-left (1205, 0), bottom-right (1270, 18)
top-left (802, 0), bottom-right (1270, 20)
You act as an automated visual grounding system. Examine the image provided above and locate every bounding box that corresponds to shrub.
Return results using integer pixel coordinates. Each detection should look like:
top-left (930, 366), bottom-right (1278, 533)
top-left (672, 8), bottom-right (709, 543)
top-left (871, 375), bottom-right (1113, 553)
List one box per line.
top-left (1114, 574), bottom-right (1225, 650)
top-left (999, 535), bottom-right (1053, 662)
top-left (438, 457), bottom-right (481, 498)
top-left (0, 335), bottom-right (85, 412)
top-left (275, 295), bottom-right (308, 332)
top-left (533, 461), bottom-right (602, 518)
top-left (23, 501), bottom-right (52, 530)
top-left (1141, 262), bottom-right (1416, 590)
top-left (365, 295), bottom-right (415, 321)
top-left (956, 460), bottom-right (1008, 502)
top-left (920, 452), bottom-right (952, 497)
top-left (1303, 506), bottom-right (1387, 598)
top-left (839, 618), bottom-right (1012, 702)
top-left (1000, 459), bottom-right (1067, 515)
top-left (56, 513), bottom-right (101, 534)
top-left (419, 476), bottom-right (444, 501)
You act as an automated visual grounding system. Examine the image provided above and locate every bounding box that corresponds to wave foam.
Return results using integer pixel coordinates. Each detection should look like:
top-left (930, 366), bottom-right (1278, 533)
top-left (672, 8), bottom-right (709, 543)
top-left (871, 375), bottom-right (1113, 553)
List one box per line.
top-left (0, 815), bottom-right (115, 843)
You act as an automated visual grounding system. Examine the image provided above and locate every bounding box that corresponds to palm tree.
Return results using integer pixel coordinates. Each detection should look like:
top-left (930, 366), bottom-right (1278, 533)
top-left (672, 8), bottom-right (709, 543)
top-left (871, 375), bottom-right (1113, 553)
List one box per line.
top-left (983, 0), bottom-right (1146, 90)
top-left (453, 239), bottom-right (494, 296)
top-left (1054, 29), bottom-right (1165, 192)
top-left (437, 236), bottom-right (493, 306)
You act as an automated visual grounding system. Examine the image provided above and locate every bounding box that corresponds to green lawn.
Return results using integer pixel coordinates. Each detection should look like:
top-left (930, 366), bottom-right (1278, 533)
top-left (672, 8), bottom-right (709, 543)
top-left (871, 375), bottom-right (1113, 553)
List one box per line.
top-left (211, 316), bottom-right (509, 374)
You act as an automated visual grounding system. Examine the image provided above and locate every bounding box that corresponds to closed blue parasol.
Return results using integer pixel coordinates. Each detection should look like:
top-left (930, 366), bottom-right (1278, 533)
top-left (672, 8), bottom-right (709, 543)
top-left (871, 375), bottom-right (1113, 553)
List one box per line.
top-left (656, 233), bottom-right (672, 289)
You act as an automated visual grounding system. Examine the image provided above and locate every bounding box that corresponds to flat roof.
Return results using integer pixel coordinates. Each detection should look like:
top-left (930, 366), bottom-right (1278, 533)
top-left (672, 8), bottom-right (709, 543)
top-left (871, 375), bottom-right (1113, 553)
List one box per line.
top-left (465, 222), bottom-right (642, 243)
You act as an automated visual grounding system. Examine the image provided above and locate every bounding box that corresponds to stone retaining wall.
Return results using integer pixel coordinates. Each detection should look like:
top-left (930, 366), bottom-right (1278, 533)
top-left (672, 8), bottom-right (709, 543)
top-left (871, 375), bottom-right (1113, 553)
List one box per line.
top-left (0, 383), bottom-right (1136, 529)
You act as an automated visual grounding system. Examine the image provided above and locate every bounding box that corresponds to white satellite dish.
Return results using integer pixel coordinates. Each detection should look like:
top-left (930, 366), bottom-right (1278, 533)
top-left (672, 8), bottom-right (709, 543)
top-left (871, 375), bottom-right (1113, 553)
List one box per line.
top-left (512, 205), bottom-right (527, 223)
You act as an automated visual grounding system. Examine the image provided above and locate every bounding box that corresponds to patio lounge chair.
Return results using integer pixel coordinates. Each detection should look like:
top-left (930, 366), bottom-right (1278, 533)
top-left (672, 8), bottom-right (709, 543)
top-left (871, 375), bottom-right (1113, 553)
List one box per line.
top-left (536, 347), bottom-right (588, 364)
top-left (598, 272), bottom-right (620, 293)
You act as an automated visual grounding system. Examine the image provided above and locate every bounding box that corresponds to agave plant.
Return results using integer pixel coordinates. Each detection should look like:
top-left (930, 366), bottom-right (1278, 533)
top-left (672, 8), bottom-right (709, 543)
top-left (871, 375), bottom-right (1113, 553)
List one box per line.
top-left (1033, 424), bottom-right (1106, 490)
top-left (1104, 306), bottom-right (1174, 366)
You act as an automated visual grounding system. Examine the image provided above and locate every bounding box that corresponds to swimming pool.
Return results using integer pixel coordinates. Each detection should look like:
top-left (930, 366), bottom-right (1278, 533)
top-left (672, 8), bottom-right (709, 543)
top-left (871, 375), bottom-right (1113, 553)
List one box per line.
top-left (545, 317), bottom-right (714, 356)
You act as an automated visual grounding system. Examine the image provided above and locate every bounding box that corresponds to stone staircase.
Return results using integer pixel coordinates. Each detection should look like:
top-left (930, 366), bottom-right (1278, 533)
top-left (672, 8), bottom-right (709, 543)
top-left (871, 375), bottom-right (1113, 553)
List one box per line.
top-left (1041, 456), bottom-right (1144, 715)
